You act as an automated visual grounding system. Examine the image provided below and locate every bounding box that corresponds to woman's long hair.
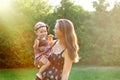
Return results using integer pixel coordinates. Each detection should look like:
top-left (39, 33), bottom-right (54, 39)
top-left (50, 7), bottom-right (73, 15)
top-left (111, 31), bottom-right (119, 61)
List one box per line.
top-left (56, 19), bottom-right (80, 63)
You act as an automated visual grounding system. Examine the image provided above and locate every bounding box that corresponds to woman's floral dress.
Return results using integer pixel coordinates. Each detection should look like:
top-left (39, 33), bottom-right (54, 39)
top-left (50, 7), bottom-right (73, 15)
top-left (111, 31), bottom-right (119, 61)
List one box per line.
top-left (41, 49), bottom-right (65, 80)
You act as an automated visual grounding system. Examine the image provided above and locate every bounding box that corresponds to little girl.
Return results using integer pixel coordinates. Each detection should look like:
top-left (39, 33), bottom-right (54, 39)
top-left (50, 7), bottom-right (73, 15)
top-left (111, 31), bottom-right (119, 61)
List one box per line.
top-left (33, 22), bottom-right (53, 79)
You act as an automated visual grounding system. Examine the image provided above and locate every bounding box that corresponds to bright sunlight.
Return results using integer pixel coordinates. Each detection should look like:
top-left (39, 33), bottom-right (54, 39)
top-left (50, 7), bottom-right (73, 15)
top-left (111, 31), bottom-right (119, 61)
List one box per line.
top-left (0, 0), bottom-right (12, 11)
top-left (48, 0), bottom-right (120, 11)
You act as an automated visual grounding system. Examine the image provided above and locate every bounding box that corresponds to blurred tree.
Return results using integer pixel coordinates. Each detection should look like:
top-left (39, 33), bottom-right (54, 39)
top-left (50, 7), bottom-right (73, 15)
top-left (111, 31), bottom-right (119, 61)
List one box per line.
top-left (53, 0), bottom-right (87, 29)
top-left (83, 0), bottom-right (120, 66)
top-left (12, 0), bottom-right (51, 25)
top-left (0, 0), bottom-right (51, 68)
top-left (93, 0), bottom-right (109, 12)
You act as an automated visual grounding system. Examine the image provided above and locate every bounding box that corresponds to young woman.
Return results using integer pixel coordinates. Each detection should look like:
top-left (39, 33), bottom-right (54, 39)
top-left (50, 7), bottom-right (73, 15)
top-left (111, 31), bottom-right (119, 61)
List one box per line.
top-left (35, 19), bottom-right (80, 80)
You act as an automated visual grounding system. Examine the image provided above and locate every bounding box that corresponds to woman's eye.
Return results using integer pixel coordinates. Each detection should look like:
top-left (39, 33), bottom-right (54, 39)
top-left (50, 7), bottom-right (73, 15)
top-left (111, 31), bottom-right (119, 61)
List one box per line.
top-left (44, 31), bottom-right (47, 33)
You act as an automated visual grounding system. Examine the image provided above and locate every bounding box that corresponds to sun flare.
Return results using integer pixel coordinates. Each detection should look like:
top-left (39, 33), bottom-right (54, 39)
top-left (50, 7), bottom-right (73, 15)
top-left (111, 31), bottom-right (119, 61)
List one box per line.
top-left (0, 0), bottom-right (11, 11)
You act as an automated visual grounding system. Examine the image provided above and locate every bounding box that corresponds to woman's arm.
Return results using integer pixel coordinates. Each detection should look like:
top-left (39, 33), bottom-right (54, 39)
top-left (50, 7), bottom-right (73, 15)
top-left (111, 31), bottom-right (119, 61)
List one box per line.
top-left (61, 50), bottom-right (73, 80)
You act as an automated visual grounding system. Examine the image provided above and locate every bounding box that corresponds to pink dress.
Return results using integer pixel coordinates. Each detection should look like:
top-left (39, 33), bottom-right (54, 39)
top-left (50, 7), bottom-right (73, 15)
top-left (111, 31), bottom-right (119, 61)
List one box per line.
top-left (34, 39), bottom-right (51, 66)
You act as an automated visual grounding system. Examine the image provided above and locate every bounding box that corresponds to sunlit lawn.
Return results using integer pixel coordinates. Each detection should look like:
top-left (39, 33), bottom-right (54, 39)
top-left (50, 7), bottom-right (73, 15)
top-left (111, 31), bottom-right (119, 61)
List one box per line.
top-left (0, 66), bottom-right (120, 80)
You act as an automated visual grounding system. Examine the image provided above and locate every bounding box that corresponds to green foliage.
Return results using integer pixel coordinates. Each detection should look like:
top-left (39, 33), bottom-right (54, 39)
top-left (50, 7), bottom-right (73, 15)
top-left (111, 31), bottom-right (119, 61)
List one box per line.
top-left (93, 0), bottom-right (109, 12)
top-left (13, 0), bottom-right (51, 27)
top-left (80, 0), bottom-right (120, 66)
top-left (54, 0), bottom-right (88, 29)
top-left (0, 0), bottom-right (51, 68)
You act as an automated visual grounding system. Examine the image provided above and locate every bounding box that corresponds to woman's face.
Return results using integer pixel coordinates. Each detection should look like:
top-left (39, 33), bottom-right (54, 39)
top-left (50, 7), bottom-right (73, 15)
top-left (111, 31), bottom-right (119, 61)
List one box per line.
top-left (54, 22), bottom-right (61, 38)
top-left (36, 27), bottom-right (47, 39)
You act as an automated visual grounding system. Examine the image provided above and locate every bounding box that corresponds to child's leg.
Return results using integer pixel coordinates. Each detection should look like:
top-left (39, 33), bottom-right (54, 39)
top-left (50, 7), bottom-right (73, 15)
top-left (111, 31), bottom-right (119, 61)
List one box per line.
top-left (39, 60), bottom-right (50, 73)
top-left (37, 60), bottom-right (50, 79)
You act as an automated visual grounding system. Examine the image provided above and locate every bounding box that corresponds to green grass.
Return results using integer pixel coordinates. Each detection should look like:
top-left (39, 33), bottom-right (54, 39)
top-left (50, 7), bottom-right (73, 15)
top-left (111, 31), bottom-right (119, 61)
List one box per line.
top-left (0, 68), bottom-right (37, 80)
top-left (69, 67), bottom-right (120, 80)
top-left (0, 67), bottom-right (120, 80)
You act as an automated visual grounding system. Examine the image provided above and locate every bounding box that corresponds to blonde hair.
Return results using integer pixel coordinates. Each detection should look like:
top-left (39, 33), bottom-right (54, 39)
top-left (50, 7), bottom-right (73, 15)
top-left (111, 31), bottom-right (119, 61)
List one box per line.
top-left (34, 22), bottom-right (49, 32)
top-left (56, 19), bottom-right (80, 63)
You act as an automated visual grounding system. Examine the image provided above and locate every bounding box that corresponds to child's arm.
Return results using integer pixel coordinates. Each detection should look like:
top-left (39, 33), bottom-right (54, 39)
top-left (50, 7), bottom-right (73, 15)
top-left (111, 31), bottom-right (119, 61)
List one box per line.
top-left (33, 39), bottom-right (39, 50)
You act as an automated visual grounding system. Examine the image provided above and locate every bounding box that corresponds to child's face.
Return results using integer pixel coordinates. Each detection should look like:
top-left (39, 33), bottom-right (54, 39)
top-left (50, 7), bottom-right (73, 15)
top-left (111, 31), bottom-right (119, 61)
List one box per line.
top-left (36, 27), bottom-right (47, 39)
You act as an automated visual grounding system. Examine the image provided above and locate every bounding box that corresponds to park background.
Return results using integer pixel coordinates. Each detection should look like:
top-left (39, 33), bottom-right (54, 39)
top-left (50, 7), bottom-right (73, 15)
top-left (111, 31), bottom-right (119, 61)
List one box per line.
top-left (0, 0), bottom-right (120, 80)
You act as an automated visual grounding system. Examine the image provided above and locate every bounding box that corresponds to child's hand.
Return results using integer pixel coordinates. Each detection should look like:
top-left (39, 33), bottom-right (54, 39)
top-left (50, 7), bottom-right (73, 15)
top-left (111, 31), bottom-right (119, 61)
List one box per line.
top-left (48, 34), bottom-right (54, 45)
top-left (33, 39), bottom-right (39, 49)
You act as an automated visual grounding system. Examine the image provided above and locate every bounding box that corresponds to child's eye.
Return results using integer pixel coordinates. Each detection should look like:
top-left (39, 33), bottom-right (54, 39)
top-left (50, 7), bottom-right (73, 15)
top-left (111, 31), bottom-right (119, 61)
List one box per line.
top-left (44, 31), bottom-right (47, 32)
top-left (38, 31), bottom-right (43, 33)
top-left (39, 31), bottom-right (47, 33)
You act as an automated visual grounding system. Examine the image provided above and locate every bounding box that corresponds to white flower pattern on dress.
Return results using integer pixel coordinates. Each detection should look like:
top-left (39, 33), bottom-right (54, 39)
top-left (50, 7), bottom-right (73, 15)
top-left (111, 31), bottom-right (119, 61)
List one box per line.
top-left (42, 49), bottom-right (65, 80)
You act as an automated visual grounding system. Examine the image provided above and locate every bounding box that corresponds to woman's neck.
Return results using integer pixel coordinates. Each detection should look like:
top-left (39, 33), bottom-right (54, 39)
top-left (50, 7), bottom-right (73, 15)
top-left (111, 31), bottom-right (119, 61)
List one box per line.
top-left (58, 39), bottom-right (65, 48)
top-left (53, 39), bottom-right (65, 54)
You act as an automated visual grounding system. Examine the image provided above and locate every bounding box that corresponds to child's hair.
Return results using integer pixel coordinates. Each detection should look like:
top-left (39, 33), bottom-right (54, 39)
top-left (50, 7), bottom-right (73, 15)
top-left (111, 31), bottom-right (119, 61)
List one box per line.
top-left (33, 22), bottom-right (49, 50)
top-left (34, 22), bottom-right (49, 32)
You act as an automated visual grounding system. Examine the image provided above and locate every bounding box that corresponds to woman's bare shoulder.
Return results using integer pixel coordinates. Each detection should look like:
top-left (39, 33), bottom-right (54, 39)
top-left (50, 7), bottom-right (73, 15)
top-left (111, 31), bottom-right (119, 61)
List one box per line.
top-left (62, 49), bottom-right (67, 57)
top-left (52, 40), bottom-right (57, 45)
